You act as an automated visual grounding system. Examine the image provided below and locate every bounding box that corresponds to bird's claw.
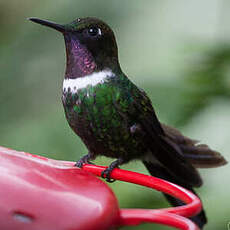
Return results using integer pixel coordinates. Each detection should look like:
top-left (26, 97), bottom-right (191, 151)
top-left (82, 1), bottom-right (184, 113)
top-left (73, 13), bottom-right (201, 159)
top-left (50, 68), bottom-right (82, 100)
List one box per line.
top-left (75, 154), bottom-right (95, 168)
top-left (101, 168), bottom-right (116, 183)
top-left (75, 159), bottom-right (84, 168)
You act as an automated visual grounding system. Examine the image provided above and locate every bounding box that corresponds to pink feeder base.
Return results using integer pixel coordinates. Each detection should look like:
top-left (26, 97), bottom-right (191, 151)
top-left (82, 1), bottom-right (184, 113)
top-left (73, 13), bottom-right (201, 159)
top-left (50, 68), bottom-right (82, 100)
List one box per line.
top-left (0, 146), bottom-right (201, 230)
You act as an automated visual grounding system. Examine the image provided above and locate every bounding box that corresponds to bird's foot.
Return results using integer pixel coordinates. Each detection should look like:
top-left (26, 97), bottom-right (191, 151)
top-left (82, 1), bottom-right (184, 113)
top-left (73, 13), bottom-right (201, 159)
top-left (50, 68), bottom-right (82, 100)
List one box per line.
top-left (101, 167), bottom-right (116, 183)
top-left (75, 153), bottom-right (95, 168)
top-left (101, 158), bottom-right (125, 183)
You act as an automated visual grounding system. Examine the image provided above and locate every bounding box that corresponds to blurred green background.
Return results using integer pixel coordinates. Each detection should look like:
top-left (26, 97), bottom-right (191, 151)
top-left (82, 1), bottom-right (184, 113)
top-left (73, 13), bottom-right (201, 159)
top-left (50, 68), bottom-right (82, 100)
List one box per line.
top-left (0, 0), bottom-right (229, 229)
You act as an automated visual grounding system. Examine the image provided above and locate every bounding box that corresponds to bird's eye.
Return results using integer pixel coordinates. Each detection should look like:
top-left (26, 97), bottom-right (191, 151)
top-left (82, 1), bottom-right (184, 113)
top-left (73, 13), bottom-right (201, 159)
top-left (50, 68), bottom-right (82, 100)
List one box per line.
top-left (87, 27), bottom-right (101, 37)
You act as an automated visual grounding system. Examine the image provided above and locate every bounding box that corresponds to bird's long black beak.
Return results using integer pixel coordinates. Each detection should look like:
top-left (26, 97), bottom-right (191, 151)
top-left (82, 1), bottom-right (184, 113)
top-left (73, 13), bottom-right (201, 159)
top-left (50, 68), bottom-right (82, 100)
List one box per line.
top-left (29, 17), bottom-right (66, 33)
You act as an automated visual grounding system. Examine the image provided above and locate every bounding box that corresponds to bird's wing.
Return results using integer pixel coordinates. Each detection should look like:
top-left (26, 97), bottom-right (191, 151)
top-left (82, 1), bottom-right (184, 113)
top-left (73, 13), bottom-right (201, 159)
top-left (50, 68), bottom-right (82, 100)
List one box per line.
top-left (161, 123), bottom-right (227, 168)
top-left (125, 83), bottom-right (202, 187)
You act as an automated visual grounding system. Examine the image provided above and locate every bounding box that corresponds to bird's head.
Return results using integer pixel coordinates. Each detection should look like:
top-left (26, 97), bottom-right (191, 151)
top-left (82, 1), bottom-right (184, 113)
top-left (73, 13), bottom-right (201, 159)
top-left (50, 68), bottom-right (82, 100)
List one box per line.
top-left (29, 17), bottom-right (120, 78)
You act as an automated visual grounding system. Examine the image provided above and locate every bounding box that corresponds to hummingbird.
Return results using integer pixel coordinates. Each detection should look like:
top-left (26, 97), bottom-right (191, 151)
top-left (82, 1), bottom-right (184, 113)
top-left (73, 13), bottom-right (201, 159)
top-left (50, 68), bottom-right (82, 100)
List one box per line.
top-left (30, 17), bottom-right (227, 229)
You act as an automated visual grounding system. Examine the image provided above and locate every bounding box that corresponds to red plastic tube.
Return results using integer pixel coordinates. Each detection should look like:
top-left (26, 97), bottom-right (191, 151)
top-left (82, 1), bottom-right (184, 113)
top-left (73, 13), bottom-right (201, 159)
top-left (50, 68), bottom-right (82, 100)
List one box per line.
top-left (82, 164), bottom-right (201, 230)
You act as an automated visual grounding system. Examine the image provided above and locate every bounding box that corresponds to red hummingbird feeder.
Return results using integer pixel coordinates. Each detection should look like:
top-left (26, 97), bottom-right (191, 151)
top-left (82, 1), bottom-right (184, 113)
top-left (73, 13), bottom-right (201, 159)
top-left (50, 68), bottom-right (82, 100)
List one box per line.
top-left (0, 146), bottom-right (201, 230)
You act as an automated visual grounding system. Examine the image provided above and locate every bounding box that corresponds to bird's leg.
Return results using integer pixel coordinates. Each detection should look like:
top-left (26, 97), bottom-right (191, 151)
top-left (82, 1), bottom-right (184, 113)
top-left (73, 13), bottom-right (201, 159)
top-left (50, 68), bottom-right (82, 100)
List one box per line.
top-left (101, 158), bottom-right (125, 183)
top-left (75, 152), bottom-right (95, 168)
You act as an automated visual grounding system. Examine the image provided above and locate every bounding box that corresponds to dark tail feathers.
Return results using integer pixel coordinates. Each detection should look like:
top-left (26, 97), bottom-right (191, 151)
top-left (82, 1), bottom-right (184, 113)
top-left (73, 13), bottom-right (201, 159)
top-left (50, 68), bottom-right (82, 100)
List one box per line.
top-left (164, 192), bottom-right (207, 229)
top-left (143, 160), bottom-right (207, 229)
